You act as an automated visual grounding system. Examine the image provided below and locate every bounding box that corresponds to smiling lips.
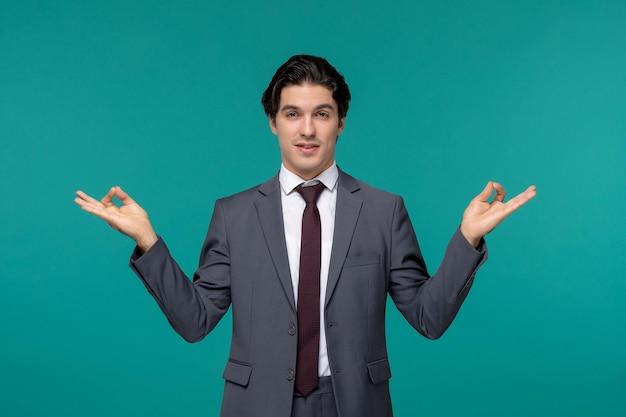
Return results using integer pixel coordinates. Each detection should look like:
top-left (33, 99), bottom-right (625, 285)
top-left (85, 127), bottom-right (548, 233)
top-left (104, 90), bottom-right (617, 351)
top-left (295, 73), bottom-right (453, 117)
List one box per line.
top-left (296, 143), bottom-right (320, 153)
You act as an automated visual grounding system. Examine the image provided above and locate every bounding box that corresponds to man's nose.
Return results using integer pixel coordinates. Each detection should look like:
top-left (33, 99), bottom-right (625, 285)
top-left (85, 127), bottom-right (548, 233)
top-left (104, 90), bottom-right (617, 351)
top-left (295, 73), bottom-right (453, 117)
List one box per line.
top-left (300, 116), bottom-right (315, 137)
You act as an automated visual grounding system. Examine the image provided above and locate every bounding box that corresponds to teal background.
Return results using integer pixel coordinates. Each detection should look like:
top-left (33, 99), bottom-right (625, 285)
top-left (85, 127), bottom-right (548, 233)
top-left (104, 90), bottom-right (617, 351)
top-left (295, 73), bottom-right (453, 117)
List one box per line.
top-left (1, 1), bottom-right (625, 416)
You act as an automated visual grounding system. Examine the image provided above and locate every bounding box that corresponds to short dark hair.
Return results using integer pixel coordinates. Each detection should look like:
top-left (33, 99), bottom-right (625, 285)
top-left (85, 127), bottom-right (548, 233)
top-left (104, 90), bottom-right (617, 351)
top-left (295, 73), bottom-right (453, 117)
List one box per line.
top-left (261, 55), bottom-right (351, 120)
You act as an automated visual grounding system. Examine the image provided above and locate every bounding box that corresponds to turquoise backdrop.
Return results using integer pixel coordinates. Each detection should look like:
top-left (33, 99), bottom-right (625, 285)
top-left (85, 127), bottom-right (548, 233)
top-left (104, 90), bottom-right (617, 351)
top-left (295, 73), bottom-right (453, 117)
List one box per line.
top-left (1, 1), bottom-right (624, 416)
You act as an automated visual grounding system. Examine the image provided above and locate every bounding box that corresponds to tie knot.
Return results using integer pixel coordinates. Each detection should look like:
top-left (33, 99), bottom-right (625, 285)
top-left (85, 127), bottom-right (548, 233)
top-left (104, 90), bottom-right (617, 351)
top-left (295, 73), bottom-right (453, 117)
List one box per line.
top-left (296, 182), bottom-right (325, 204)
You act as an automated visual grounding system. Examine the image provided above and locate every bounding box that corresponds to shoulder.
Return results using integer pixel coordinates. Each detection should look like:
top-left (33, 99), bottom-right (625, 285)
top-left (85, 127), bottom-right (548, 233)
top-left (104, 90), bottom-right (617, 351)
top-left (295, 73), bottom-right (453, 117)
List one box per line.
top-left (338, 169), bottom-right (403, 204)
top-left (215, 174), bottom-right (279, 207)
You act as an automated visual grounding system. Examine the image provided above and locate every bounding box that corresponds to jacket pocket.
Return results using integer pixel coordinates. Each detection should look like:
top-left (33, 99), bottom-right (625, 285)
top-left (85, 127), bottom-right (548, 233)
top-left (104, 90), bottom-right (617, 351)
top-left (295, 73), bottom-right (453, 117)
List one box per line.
top-left (222, 359), bottom-right (253, 387)
top-left (343, 253), bottom-right (380, 268)
top-left (367, 358), bottom-right (392, 384)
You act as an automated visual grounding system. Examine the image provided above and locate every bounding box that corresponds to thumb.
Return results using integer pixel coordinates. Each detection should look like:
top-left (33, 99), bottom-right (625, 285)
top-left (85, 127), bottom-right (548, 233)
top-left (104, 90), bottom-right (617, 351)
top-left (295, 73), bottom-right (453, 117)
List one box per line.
top-left (473, 181), bottom-right (494, 202)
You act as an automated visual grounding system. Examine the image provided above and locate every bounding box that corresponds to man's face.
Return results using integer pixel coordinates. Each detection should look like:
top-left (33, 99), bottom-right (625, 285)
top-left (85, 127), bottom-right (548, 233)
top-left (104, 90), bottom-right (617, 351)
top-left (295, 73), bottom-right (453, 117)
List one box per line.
top-left (269, 83), bottom-right (345, 180)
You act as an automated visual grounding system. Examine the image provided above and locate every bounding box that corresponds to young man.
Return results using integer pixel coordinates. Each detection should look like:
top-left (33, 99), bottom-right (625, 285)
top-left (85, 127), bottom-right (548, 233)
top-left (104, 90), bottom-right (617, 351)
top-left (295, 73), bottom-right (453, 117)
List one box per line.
top-left (75, 55), bottom-right (536, 417)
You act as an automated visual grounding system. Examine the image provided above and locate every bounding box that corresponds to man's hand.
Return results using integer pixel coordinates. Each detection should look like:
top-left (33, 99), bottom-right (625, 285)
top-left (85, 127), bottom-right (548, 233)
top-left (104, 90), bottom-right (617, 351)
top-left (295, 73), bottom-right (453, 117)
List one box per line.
top-left (460, 182), bottom-right (537, 248)
top-left (74, 186), bottom-right (158, 253)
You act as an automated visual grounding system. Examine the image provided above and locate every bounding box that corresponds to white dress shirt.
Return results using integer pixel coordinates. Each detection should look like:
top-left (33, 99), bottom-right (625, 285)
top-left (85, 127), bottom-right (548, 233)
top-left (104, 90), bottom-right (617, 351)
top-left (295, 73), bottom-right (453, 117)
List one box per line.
top-left (279, 163), bottom-right (338, 378)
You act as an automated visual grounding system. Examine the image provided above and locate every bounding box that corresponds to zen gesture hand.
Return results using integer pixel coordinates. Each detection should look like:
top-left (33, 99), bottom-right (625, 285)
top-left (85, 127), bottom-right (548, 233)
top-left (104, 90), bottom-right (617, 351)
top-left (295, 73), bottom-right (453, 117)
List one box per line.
top-left (74, 186), bottom-right (158, 253)
top-left (460, 182), bottom-right (537, 248)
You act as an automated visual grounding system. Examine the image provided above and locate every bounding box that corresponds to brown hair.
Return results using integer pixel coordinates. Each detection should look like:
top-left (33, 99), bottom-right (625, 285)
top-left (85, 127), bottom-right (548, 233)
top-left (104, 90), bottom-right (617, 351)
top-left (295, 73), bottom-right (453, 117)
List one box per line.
top-left (261, 55), bottom-right (351, 120)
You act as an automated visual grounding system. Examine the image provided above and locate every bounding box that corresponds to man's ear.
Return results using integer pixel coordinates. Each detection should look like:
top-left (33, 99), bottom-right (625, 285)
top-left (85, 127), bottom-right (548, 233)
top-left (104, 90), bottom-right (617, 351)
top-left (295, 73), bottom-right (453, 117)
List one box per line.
top-left (337, 118), bottom-right (345, 135)
top-left (269, 116), bottom-right (277, 135)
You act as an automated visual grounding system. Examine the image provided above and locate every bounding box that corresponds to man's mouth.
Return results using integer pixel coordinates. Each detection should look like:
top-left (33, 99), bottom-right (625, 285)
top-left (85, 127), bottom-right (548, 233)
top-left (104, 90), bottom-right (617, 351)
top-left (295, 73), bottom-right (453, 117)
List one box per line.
top-left (296, 144), bottom-right (319, 152)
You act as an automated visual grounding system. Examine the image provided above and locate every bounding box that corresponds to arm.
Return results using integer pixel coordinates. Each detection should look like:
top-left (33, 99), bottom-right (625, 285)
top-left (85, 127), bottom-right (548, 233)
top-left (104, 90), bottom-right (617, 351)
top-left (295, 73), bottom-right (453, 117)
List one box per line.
top-left (389, 183), bottom-right (535, 338)
top-left (388, 198), bottom-right (486, 339)
top-left (129, 200), bottom-right (231, 342)
top-left (74, 187), bottom-right (230, 342)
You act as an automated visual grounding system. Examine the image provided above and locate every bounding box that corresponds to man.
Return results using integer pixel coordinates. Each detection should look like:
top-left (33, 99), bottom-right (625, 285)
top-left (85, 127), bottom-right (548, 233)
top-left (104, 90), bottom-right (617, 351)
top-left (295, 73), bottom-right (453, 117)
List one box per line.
top-left (75, 55), bottom-right (536, 417)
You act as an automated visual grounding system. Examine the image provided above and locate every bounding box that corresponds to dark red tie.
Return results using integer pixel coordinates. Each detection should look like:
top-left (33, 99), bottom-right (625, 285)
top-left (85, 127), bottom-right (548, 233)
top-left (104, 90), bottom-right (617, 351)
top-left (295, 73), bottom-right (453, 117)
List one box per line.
top-left (295, 182), bottom-right (325, 396)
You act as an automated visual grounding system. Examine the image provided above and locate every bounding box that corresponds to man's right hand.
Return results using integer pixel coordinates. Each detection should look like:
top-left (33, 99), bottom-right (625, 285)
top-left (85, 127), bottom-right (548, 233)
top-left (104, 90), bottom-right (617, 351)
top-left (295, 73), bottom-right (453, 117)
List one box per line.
top-left (74, 186), bottom-right (158, 253)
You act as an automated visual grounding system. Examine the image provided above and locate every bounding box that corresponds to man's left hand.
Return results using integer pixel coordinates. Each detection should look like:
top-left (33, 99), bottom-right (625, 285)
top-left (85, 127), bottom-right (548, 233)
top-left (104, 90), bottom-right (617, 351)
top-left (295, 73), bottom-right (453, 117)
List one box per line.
top-left (460, 182), bottom-right (537, 248)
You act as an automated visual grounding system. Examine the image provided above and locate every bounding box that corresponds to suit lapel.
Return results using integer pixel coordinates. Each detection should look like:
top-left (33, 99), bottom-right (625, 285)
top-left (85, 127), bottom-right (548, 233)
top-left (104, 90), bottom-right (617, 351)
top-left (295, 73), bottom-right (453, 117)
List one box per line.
top-left (255, 176), bottom-right (297, 312)
top-left (253, 170), bottom-right (363, 311)
top-left (325, 170), bottom-right (362, 307)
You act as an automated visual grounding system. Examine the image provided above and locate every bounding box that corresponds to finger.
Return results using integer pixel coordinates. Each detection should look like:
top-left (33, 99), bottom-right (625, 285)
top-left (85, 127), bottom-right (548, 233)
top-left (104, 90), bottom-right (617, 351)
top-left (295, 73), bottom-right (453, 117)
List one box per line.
top-left (75, 196), bottom-right (115, 220)
top-left (113, 186), bottom-right (137, 206)
top-left (74, 196), bottom-right (89, 209)
top-left (473, 181), bottom-right (494, 202)
top-left (75, 190), bottom-right (100, 204)
top-left (519, 185), bottom-right (537, 203)
top-left (101, 187), bottom-right (118, 207)
top-left (504, 185), bottom-right (537, 212)
top-left (492, 182), bottom-right (506, 203)
top-left (75, 191), bottom-right (107, 213)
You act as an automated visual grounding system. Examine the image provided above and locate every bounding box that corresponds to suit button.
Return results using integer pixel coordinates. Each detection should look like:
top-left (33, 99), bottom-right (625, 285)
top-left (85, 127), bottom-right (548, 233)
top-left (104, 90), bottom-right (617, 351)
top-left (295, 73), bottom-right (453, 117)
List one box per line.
top-left (288, 325), bottom-right (296, 335)
top-left (286, 370), bottom-right (294, 380)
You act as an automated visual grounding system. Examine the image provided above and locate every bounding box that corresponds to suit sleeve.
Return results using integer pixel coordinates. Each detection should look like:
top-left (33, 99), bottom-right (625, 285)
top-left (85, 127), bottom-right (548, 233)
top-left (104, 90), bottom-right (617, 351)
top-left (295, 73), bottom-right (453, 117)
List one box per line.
top-left (387, 197), bottom-right (488, 339)
top-left (129, 200), bottom-right (231, 343)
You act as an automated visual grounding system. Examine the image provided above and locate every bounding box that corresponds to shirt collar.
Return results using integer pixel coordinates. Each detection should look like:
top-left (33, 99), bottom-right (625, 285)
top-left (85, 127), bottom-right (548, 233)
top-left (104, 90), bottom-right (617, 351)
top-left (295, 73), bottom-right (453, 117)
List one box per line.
top-left (279, 163), bottom-right (339, 195)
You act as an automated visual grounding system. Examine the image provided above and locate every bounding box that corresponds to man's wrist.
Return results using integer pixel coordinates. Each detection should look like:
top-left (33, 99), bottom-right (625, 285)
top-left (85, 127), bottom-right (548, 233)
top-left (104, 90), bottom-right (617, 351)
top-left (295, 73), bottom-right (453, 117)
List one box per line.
top-left (460, 225), bottom-right (481, 249)
top-left (136, 231), bottom-right (158, 254)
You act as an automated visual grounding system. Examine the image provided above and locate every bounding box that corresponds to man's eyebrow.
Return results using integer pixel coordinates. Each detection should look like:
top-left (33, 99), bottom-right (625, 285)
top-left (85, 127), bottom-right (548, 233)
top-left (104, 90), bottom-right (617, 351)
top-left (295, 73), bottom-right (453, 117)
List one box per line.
top-left (279, 103), bottom-right (336, 112)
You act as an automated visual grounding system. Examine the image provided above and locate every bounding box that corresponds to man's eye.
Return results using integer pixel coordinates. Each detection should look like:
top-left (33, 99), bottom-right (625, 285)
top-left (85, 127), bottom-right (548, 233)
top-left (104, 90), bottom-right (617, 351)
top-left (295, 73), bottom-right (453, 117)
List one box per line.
top-left (317, 112), bottom-right (329, 118)
top-left (286, 112), bottom-right (297, 118)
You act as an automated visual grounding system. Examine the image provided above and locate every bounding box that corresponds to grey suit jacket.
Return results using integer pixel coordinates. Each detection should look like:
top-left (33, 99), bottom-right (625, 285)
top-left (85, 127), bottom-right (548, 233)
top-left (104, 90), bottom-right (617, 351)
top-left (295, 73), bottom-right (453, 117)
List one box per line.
top-left (130, 170), bottom-right (487, 417)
